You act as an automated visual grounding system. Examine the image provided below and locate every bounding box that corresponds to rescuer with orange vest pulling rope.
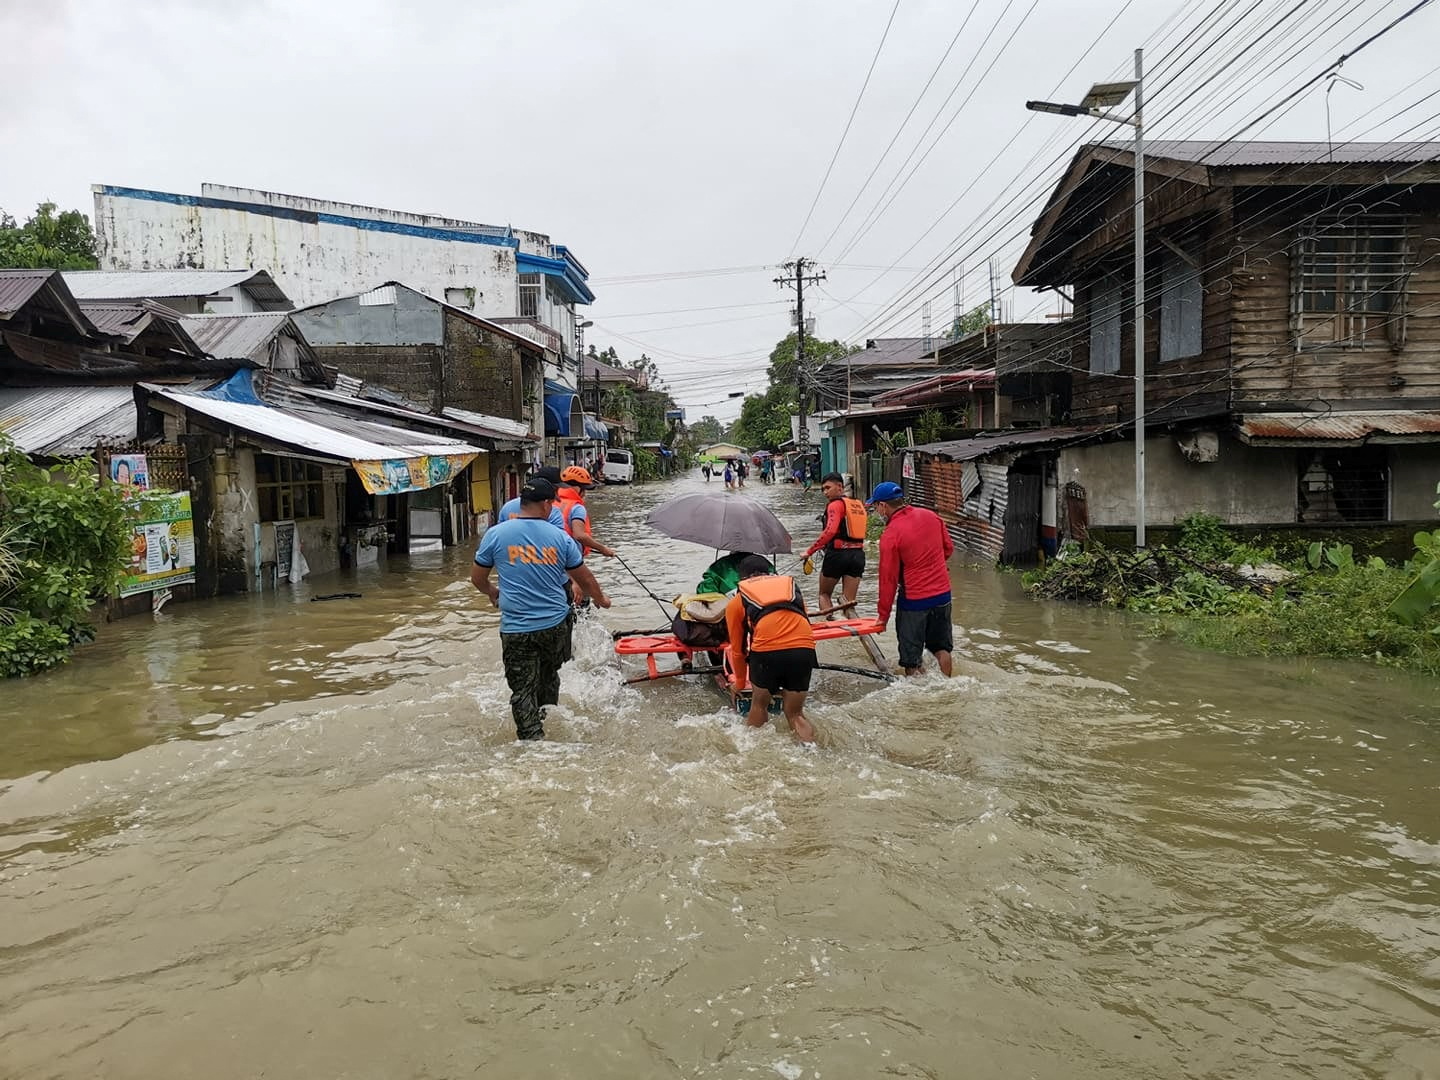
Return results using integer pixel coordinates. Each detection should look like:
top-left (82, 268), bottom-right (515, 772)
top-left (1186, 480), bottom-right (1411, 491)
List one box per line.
top-left (801, 472), bottom-right (869, 619)
top-left (556, 466), bottom-right (617, 560)
top-left (723, 556), bottom-right (817, 743)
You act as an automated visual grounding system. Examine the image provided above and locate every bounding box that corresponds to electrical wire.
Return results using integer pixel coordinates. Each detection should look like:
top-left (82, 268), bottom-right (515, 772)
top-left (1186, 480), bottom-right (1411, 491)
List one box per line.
top-left (788, 0), bottom-right (906, 257)
top-left (847, 0), bottom-right (1426, 346)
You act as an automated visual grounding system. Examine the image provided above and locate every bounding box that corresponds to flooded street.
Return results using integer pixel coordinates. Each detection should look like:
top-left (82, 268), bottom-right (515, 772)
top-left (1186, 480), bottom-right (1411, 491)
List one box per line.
top-left (2, 472), bottom-right (1438, 1079)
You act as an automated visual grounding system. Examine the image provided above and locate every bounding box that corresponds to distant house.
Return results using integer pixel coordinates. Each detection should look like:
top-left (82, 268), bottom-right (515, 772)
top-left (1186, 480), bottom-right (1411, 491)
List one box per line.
top-left (63, 268), bottom-right (292, 313)
top-left (991, 139), bottom-right (1440, 548)
top-left (821, 336), bottom-right (957, 408)
top-left (700, 442), bottom-right (748, 461)
top-left (292, 282), bottom-right (567, 465)
top-left (91, 182), bottom-right (592, 367)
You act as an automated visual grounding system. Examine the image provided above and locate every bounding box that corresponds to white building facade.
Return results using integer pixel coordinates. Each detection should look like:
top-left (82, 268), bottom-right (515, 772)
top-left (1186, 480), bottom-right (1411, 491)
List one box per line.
top-left (91, 183), bottom-right (593, 369)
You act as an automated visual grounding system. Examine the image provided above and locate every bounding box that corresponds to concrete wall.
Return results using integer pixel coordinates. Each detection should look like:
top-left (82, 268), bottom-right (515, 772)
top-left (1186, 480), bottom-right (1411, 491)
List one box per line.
top-left (1060, 432), bottom-right (1297, 527)
top-left (443, 310), bottom-right (525, 420)
top-left (1391, 444), bottom-right (1440, 519)
top-left (311, 344), bottom-right (446, 411)
top-left (95, 185), bottom-right (520, 316)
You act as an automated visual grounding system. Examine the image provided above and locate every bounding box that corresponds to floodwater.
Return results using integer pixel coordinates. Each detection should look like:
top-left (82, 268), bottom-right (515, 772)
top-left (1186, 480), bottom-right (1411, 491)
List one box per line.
top-left (2, 472), bottom-right (1438, 1079)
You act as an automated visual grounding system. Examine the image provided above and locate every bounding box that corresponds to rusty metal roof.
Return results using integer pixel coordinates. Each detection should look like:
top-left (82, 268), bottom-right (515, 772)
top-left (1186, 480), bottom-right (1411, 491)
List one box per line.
top-left (1237, 411), bottom-right (1440, 444)
top-left (914, 426), bottom-right (1102, 462)
top-left (0, 385), bottom-right (137, 455)
top-left (1100, 139), bottom-right (1440, 167)
top-left (0, 270), bottom-right (58, 319)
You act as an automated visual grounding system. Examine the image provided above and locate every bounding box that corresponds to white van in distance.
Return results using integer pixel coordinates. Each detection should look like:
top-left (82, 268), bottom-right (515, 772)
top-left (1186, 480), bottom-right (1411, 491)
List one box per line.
top-left (602, 448), bottom-right (635, 484)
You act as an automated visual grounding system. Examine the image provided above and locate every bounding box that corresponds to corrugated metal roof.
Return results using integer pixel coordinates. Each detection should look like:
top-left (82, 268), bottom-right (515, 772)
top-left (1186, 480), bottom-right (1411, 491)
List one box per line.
top-left (0, 385), bottom-right (136, 455)
top-left (261, 378), bottom-right (534, 446)
top-left (61, 270), bottom-right (292, 310)
top-left (0, 270), bottom-right (58, 319)
top-left (441, 406), bottom-right (534, 441)
top-left (1099, 139), bottom-right (1440, 167)
top-left (914, 426), bottom-right (1101, 462)
top-left (180, 312), bottom-right (292, 361)
top-left (75, 302), bottom-right (151, 338)
top-left (1238, 411), bottom-right (1440, 444)
top-left (846, 336), bottom-right (957, 370)
top-left (149, 384), bottom-right (479, 461)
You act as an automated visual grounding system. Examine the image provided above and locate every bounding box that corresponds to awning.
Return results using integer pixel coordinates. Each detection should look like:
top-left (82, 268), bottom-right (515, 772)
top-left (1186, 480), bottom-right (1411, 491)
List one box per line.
top-left (583, 415), bottom-right (608, 440)
top-left (543, 378), bottom-right (582, 438)
top-left (146, 370), bottom-right (480, 495)
top-left (1237, 410), bottom-right (1440, 446)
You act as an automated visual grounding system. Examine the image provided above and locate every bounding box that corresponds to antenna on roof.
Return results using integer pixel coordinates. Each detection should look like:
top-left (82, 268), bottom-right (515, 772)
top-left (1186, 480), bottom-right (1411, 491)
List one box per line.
top-left (921, 301), bottom-right (932, 354)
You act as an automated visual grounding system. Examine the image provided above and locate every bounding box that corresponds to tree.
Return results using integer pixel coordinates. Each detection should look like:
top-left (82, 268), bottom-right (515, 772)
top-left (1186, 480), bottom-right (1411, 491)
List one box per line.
top-left (689, 415), bottom-right (724, 444)
top-left (0, 203), bottom-right (99, 270)
top-left (948, 302), bottom-right (992, 339)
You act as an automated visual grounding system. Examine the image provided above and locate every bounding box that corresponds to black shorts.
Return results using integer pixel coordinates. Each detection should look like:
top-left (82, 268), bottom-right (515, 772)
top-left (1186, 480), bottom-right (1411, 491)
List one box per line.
top-left (820, 547), bottom-right (866, 580)
top-left (896, 603), bottom-right (953, 668)
top-left (747, 648), bottom-right (817, 693)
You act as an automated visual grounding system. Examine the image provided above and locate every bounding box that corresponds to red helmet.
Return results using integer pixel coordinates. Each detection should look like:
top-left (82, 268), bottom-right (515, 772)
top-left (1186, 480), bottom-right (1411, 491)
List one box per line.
top-left (561, 466), bottom-right (595, 487)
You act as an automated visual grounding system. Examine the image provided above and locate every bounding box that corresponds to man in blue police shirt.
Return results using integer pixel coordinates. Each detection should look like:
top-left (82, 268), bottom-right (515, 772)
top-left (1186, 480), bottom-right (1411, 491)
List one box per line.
top-left (471, 478), bottom-right (610, 740)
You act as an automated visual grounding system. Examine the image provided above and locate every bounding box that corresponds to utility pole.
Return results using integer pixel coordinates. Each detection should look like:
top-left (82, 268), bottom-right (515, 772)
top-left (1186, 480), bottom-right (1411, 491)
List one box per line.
top-left (776, 258), bottom-right (826, 458)
top-left (1026, 46), bottom-right (1146, 547)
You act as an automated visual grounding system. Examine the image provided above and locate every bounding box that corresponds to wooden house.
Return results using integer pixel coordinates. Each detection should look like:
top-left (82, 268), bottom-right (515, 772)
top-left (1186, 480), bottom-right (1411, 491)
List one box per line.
top-left (1009, 140), bottom-right (1440, 536)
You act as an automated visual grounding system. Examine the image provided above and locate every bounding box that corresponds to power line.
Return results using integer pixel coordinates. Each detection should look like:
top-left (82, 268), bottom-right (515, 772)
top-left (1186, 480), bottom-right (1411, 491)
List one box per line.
top-left (846, 0), bottom-right (1414, 345)
top-left (787, 0), bottom-right (906, 256)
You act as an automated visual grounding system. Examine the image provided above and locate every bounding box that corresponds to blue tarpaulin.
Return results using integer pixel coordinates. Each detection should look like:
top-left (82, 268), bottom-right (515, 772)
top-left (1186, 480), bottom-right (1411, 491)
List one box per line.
top-left (583, 416), bottom-right (608, 440)
top-left (543, 378), bottom-right (578, 437)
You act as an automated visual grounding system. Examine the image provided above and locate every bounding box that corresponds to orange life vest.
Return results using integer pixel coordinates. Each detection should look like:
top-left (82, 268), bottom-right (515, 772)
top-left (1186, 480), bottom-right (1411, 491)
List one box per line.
top-left (738, 575), bottom-right (807, 645)
top-left (556, 490), bottom-right (585, 539)
top-left (836, 497), bottom-right (869, 543)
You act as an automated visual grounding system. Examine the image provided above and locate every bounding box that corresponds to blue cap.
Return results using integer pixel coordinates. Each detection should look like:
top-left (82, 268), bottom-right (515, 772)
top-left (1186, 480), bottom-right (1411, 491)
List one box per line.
top-left (866, 481), bottom-right (904, 506)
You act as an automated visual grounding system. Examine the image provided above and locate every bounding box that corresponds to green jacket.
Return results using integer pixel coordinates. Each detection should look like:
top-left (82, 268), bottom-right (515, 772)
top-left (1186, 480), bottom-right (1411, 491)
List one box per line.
top-left (697, 552), bottom-right (756, 595)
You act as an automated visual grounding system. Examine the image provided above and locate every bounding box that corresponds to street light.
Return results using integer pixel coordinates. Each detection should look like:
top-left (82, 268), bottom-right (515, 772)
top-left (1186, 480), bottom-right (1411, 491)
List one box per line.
top-left (1027, 48), bottom-right (1147, 548)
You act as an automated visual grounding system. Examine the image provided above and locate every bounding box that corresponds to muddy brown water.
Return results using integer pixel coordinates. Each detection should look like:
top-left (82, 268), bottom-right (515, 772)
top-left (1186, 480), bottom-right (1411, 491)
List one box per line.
top-left (2, 473), bottom-right (1438, 1078)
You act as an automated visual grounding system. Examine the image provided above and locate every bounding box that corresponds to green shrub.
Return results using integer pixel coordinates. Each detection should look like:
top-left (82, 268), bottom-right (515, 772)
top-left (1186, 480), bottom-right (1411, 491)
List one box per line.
top-left (0, 439), bottom-right (131, 676)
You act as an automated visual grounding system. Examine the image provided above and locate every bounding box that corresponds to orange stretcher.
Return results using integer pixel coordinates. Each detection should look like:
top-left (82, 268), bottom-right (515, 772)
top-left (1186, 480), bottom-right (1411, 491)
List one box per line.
top-left (614, 617), bottom-right (893, 714)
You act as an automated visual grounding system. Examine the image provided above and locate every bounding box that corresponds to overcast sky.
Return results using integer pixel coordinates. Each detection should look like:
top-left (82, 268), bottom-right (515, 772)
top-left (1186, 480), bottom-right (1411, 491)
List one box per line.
top-left (4, 0), bottom-right (1438, 421)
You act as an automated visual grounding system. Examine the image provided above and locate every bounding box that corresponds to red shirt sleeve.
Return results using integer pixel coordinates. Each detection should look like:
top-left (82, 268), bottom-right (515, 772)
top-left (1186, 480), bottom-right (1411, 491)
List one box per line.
top-left (938, 511), bottom-right (954, 560)
top-left (877, 530), bottom-right (899, 625)
top-left (805, 500), bottom-right (843, 558)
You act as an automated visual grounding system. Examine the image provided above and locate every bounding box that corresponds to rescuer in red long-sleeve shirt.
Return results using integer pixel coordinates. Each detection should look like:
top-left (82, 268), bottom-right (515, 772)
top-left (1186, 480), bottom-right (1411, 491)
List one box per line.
top-left (868, 481), bottom-right (955, 677)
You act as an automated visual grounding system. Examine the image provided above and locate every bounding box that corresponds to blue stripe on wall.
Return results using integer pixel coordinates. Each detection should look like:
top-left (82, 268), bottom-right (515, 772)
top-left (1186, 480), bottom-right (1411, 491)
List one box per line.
top-left (98, 186), bottom-right (518, 249)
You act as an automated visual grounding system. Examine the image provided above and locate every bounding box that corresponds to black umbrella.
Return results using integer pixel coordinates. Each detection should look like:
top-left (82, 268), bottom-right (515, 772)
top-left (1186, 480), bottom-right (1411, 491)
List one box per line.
top-left (645, 493), bottom-right (793, 554)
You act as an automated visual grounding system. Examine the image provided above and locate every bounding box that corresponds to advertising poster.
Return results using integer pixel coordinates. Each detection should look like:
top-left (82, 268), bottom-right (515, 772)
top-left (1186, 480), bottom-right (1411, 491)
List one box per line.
top-left (352, 453), bottom-right (477, 496)
top-left (109, 453), bottom-right (150, 493)
top-left (902, 453), bottom-right (915, 480)
top-left (119, 491), bottom-right (196, 597)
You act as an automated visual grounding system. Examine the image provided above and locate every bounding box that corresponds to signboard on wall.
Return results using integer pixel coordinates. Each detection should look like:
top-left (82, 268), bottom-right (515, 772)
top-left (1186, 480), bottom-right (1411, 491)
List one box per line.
top-left (351, 454), bottom-right (477, 496)
top-left (902, 453), bottom-right (915, 480)
top-left (274, 521), bottom-right (296, 579)
top-left (119, 491), bottom-right (196, 597)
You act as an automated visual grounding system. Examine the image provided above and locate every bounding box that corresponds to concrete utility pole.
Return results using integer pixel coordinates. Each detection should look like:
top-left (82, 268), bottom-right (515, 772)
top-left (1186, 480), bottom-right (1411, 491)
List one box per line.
top-left (776, 258), bottom-right (826, 457)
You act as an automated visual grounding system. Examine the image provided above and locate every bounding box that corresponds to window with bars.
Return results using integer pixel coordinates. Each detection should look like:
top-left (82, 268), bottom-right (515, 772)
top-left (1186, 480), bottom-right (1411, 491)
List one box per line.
top-left (254, 454), bottom-right (326, 522)
top-left (1291, 216), bottom-right (1411, 349)
top-left (518, 273), bottom-right (541, 319)
top-left (1296, 448), bottom-right (1389, 524)
top-left (1088, 277), bottom-right (1122, 374)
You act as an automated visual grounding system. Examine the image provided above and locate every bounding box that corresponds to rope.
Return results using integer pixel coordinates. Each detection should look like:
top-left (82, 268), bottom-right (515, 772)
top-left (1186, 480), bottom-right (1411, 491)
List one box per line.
top-left (612, 553), bottom-right (675, 619)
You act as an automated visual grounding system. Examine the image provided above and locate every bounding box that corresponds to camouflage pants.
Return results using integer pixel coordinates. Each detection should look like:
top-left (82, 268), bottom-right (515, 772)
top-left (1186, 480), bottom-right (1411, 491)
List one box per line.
top-left (500, 617), bottom-right (573, 740)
